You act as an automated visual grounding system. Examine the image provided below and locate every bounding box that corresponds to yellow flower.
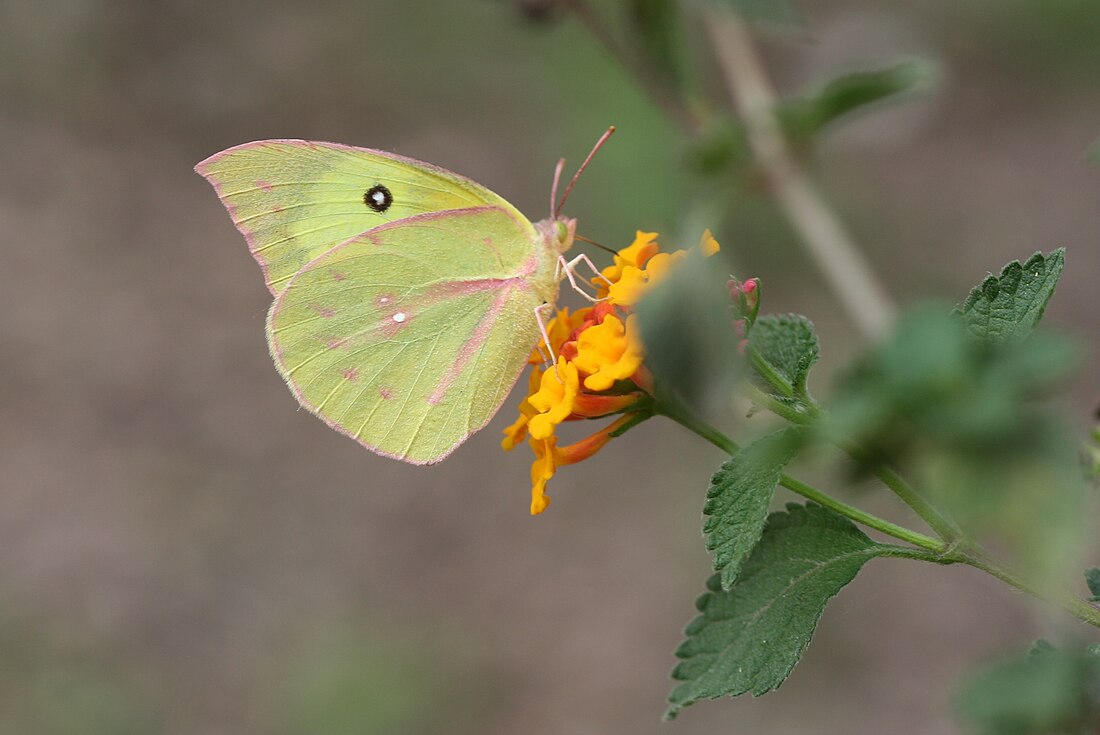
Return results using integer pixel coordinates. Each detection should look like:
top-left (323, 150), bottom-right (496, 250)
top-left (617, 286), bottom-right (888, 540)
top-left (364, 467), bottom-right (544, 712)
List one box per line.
top-left (501, 364), bottom-right (543, 450)
top-left (527, 358), bottom-right (580, 440)
top-left (699, 228), bottom-right (721, 257)
top-left (527, 415), bottom-right (636, 515)
top-left (530, 437), bottom-right (557, 515)
top-left (606, 231), bottom-right (720, 307)
top-left (572, 313), bottom-right (645, 391)
top-left (509, 229), bottom-right (723, 515)
top-left (596, 230), bottom-right (661, 297)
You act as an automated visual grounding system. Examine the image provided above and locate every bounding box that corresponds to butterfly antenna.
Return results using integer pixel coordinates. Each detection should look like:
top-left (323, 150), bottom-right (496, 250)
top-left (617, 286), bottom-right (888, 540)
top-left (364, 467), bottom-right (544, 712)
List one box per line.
top-left (575, 233), bottom-right (619, 256)
top-left (550, 158), bottom-right (566, 218)
top-left (555, 126), bottom-right (616, 217)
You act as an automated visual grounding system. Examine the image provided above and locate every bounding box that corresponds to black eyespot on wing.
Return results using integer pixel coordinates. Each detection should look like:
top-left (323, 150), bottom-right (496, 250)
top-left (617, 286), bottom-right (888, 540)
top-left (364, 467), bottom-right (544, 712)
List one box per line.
top-left (364, 184), bottom-right (393, 213)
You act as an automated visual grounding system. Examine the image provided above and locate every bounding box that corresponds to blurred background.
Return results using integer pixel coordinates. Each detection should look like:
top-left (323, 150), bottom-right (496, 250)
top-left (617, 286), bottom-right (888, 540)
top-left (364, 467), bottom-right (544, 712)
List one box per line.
top-left (2, 1), bottom-right (1100, 733)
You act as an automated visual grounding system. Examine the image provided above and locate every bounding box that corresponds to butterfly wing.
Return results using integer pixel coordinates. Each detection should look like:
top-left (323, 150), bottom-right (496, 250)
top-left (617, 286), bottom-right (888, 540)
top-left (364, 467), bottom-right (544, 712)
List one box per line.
top-left (267, 206), bottom-right (558, 464)
top-left (195, 139), bottom-right (524, 294)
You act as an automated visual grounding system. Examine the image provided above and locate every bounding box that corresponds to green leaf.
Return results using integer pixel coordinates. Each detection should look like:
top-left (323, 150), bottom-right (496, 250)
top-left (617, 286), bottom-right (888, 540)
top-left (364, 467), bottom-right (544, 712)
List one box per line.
top-left (1085, 568), bottom-right (1100, 602)
top-left (748, 313), bottom-right (819, 396)
top-left (667, 503), bottom-right (888, 718)
top-left (781, 59), bottom-right (935, 147)
top-left (956, 641), bottom-right (1100, 735)
top-left (704, 428), bottom-right (803, 590)
top-left (956, 250), bottom-right (1065, 342)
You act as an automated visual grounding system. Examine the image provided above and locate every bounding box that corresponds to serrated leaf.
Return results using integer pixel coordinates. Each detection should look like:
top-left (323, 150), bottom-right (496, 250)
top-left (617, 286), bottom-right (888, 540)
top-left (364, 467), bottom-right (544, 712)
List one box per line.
top-left (667, 503), bottom-right (888, 718)
top-left (1086, 568), bottom-right (1100, 602)
top-left (956, 250), bottom-right (1065, 342)
top-left (704, 428), bottom-right (803, 590)
top-left (748, 313), bottom-right (819, 395)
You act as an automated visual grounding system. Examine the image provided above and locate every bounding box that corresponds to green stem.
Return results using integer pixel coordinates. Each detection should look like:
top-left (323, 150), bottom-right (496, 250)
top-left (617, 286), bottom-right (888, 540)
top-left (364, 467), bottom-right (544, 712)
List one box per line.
top-left (747, 347), bottom-right (795, 398)
top-left (741, 358), bottom-right (957, 543)
top-left (657, 398), bottom-right (946, 554)
top-left (777, 473), bottom-right (944, 554)
top-left (742, 383), bottom-right (813, 425)
top-left (961, 552), bottom-right (1100, 630)
top-left (657, 395), bottom-right (1100, 629)
top-left (836, 440), bottom-right (962, 543)
top-left (656, 394), bottom-right (739, 455)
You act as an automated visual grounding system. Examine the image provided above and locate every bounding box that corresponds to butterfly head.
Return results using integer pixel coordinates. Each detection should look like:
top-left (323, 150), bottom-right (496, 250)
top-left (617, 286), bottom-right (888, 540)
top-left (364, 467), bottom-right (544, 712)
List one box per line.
top-left (537, 215), bottom-right (576, 255)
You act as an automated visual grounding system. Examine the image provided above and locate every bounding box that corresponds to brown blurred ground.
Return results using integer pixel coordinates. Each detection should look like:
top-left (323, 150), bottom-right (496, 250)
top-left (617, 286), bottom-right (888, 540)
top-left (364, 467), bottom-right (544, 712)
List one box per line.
top-left (1, 1), bottom-right (1099, 733)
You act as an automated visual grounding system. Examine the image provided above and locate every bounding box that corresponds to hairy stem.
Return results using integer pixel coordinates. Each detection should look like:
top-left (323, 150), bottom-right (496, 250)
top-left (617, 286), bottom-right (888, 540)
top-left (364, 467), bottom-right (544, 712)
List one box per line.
top-left (702, 7), bottom-right (896, 340)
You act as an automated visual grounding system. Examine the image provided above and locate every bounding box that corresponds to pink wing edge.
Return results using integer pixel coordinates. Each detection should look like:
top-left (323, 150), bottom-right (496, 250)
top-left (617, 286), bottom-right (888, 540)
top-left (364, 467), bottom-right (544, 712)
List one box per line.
top-left (266, 206), bottom-right (540, 466)
top-left (193, 139), bottom-right (501, 296)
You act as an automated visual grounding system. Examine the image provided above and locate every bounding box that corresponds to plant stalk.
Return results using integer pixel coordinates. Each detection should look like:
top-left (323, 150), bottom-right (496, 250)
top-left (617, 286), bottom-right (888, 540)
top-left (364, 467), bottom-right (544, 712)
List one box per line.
top-left (703, 7), bottom-right (896, 340)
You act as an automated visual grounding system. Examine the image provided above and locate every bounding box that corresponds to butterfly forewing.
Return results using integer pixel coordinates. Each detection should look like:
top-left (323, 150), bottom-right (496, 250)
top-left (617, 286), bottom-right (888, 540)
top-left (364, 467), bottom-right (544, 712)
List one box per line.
top-left (267, 207), bottom-right (557, 464)
top-left (195, 139), bottom-right (523, 294)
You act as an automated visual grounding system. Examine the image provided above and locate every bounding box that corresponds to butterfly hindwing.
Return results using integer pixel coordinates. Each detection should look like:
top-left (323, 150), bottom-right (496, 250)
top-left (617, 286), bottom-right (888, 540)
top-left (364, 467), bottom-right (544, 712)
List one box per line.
top-left (267, 206), bottom-right (557, 464)
top-left (195, 139), bottom-right (524, 294)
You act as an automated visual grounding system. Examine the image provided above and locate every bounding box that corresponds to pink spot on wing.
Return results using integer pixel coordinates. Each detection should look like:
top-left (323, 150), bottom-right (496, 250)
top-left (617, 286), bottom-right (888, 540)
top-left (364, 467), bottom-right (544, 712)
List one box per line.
top-left (325, 337), bottom-right (349, 350)
top-left (255, 179), bottom-right (274, 192)
top-left (379, 387), bottom-right (394, 400)
top-left (483, 236), bottom-right (502, 264)
top-left (271, 205), bottom-right (284, 213)
top-left (331, 270), bottom-right (347, 282)
top-left (374, 293), bottom-right (395, 308)
top-left (312, 305), bottom-right (336, 318)
top-left (341, 367), bottom-right (359, 382)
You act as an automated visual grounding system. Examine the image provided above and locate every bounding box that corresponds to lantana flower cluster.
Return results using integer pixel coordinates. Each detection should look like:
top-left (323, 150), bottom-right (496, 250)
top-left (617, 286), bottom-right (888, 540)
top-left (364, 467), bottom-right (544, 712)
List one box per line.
top-left (503, 230), bottom-right (721, 514)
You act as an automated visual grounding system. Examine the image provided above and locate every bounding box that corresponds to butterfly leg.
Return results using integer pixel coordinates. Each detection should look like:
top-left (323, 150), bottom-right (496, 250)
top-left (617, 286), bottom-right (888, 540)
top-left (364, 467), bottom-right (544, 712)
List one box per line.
top-left (535, 302), bottom-right (571, 385)
top-left (534, 302), bottom-right (558, 368)
top-left (556, 254), bottom-right (611, 303)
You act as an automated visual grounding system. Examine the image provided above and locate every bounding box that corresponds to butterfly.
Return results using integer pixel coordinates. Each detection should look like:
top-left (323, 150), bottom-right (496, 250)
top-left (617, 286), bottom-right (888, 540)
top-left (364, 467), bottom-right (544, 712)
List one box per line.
top-left (195, 132), bottom-right (612, 464)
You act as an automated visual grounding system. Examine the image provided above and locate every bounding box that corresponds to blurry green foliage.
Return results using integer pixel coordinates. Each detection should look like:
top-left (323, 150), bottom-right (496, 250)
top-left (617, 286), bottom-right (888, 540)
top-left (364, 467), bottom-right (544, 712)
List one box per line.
top-left (700, 0), bottom-right (799, 24)
top-left (825, 251), bottom-right (1084, 582)
top-left (272, 625), bottom-right (487, 735)
top-left (956, 641), bottom-right (1100, 735)
top-left (1086, 568), bottom-right (1100, 602)
top-left (687, 60), bottom-right (934, 179)
top-left (636, 246), bottom-right (741, 406)
top-left (628, 0), bottom-right (686, 92)
top-left (0, 612), bottom-right (162, 735)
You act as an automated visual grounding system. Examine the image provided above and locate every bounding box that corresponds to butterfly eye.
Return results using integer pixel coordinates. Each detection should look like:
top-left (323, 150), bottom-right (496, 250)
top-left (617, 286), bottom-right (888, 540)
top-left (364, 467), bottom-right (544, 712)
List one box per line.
top-left (364, 184), bottom-right (393, 213)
